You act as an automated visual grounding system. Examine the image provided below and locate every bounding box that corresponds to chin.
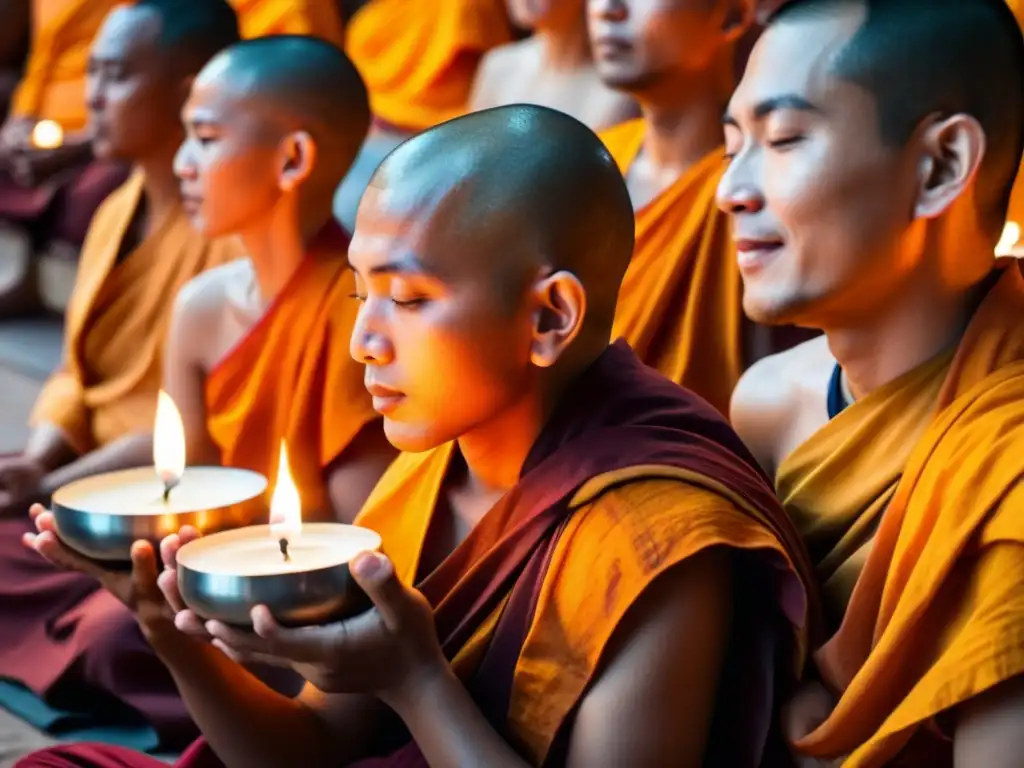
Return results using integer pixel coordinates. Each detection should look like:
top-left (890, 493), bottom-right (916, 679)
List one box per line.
top-left (741, 292), bottom-right (802, 327)
top-left (382, 419), bottom-right (448, 454)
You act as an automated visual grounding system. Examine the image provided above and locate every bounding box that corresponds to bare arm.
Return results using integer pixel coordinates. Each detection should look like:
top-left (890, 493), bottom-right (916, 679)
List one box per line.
top-left (146, 626), bottom-right (397, 768)
top-left (326, 420), bottom-right (397, 524)
top-left (390, 548), bottom-right (735, 767)
top-left (729, 355), bottom-right (791, 477)
top-left (39, 433), bottom-right (152, 495)
top-left (954, 674), bottom-right (1024, 766)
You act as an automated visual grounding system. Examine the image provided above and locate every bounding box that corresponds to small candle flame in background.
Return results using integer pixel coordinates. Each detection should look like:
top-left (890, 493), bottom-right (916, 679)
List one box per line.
top-left (154, 390), bottom-right (186, 489)
top-left (995, 222), bottom-right (1020, 257)
top-left (31, 120), bottom-right (64, 150)
top-left (269, 442), bottom-right (302, 542)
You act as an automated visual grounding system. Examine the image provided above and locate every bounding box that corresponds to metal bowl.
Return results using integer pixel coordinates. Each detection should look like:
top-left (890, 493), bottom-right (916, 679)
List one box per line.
top-left (52, 466), bottom-right (268, 562)
top-left (176, 523), bottom-right (382, 628)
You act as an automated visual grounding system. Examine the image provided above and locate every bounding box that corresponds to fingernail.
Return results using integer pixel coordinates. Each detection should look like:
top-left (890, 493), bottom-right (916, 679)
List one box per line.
top-left (352, 551), bottom-right (383, 580)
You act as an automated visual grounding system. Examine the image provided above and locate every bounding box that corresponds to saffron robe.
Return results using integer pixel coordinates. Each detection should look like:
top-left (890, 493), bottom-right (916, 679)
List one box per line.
top-left (0, 171), bottom-right (242, 749)
top-left (229, 0), bottom-right (343, 47)
top-left (1007, 0), bottom-right (1023, 248)
top-left (779, 262), bottom-right (1024, 766)
top-left (17, 341), bottom-right (818, 768)
top-left (203, 220), bottom-right (380, 519)
top-left (344, 0), bottom-right (511, 131)
top-left (599, 118), bottom-right (814, 416)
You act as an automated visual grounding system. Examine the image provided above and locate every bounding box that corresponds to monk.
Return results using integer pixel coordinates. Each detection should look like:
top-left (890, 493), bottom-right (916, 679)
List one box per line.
top-left (0, 0), bottom-right (243, 749)
top-left (722, 0), bottom-right (1024, 765)
top-left (333, 0), bottom-right (512, 230)
top-left (589, 0), bottom-right (813, 417)
top-left (469, 0), bottom-right (637, 131)
top-left (229, 0), bottom-right (344, 46)
top-left (0, 0), bottom-right (129, 314)
top-left (18, 105), bottom-right (817, 768)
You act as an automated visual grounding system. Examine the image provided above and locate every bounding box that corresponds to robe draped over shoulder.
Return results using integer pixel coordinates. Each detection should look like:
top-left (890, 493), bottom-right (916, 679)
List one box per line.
top-left (344, 0), bottom-right (511, 132)
top-left (204, 221), bottom-right (379, 519)
top-left (780, 262), bottom-right (1024, 766)
top-left (229, 0), bottom-right (343, 46)
top-left (30, 170), bottom-right (243, 454)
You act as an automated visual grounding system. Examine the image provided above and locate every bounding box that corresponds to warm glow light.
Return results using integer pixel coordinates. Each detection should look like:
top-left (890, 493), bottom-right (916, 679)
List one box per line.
top-left (268, 443), bottom-right (302, 540)
top-left (31, 120), bottom-right (63, 150)
top-left (153, 390), bottom-right (186, 486)
top-left (996, 222), bottom-right (1021, 257)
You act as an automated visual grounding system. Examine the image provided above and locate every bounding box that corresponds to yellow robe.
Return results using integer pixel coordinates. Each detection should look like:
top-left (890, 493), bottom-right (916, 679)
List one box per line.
top-left (204, 226), bottom-right (378, 519)
top-left (1006, 0), bottom-right (1024, 249)
top-left (30, 171), bottom-right (243, 454)
top-left (599, 119), bottom-right (744, 416)
top-left (344, 0), bottom-right (511, 131)
top-left (11, 0), bottom-right (121, 131)
top-left (229, 0), bottom-right (343, 46)
top-left (357, 444), bottom-right (808, 763)
top-left (780, 263), bottom-right (1024, 766)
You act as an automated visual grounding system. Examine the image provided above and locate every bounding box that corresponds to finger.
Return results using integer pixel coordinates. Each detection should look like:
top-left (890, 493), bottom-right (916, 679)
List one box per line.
top-left (130, 540), bottom-right (161, 598)
top-left (159, 533), bottom-right (180, 570)
top-left (174, 610), bottom-right (210, 638)
top-left (30, 530), bottom-right (107, 579)
top-left (33, 510), bottom-right (56, 533)
top-left (157, 569), bottom-right (187, 613)
top-left (211, 639), bottom-right (247, 664)
top-left (178, 525), bottom-right (202, 546)
top-left (29, 503), bottom-right (48, 522)
top-left (350, 551), bottom-right (407, 632)
top-left (209, 615), bottom-right (325, 664)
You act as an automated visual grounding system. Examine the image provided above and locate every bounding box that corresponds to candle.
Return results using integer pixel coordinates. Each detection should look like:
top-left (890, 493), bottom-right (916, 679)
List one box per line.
top-left (30, 120), bottom-right (64, 150)
top-left (177, 442), bottom-right (382, 627)
top-left (52, 391), bottom-right (267, 561)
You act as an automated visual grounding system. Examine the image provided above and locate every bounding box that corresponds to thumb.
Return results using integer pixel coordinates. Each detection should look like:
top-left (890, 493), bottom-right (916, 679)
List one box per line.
top-left (130, 540), bottom-right (161, 596)
top-left (350, 551), bottom-right (406, 631)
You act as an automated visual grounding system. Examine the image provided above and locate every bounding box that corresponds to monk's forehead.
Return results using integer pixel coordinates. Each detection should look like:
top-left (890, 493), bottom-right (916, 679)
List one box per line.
top-left (732, 3), bottom-right (864, 114)
top-left (91, 5), bottom-right (161, 62)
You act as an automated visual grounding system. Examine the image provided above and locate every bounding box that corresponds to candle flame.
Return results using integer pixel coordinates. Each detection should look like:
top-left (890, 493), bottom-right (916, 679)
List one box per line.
top-left (996, 222), bottom-right (1020, 257)
top-left (31, 120), bottom-right (64, 150)
top-left (153, 390), bottom-right (186, 487)
top-left (269, 442), bottom-right (301, 540)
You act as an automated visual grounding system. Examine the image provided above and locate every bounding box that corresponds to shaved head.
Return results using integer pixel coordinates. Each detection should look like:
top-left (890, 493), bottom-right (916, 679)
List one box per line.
top-left (366, 105), bottom-right (635, 331)
top-left (133, 0), bottom-right (240, 75)
top-left (196, 35), bottom-right (371, 192)
top-left (349, 105), bottom-right (635, 452)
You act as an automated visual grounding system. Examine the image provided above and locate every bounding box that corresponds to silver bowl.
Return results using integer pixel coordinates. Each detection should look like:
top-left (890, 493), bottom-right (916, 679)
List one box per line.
top-left (52, 466), bottom-right (268, 563)
top-left (176, 523), bottom-right (382, 628)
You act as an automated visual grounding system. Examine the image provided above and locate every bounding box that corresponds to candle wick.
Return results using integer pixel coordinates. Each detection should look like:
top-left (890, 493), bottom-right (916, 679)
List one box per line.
top-left (279, 537), bottom-right (291, 563)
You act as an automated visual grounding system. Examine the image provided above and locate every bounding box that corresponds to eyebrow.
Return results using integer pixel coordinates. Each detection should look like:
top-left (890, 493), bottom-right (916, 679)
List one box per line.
top-left (722, 94), bottom-right (823, 126)
top-left (347, 257), bottom-right (438, 278)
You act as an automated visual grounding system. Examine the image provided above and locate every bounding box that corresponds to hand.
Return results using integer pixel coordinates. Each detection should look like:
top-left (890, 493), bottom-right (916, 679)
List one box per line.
top-left (0, 117), bottom-right (33, 160)
top-left (199, 551), bottom-right (446, 705)
top-left (8, 145), bottom-right (80, 187)
top-left (782, 679), bottom-right (846, 767)
top-left (23, 505), bottom-right (199, 637)
top-left (156, 527), bottom-right (211, 640)
top-left (0, 455), bottom-right (45, 516)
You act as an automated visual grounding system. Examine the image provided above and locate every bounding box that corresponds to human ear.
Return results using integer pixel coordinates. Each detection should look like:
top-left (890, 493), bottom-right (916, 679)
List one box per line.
top-left (529, 270), bottom-right (586, 368)
top-left (277, 130), bottom-right (317, 193)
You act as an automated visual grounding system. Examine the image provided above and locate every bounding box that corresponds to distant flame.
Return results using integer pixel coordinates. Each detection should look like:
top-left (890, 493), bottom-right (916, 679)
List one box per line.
top-left (996, 222), bottom-right (1021, 257)
top-left (31, 120), bottom-right (63, 150)
top-left (269, 443), bottom-right (302, 540)
top-left (153, 390), bottom-right (186, 487)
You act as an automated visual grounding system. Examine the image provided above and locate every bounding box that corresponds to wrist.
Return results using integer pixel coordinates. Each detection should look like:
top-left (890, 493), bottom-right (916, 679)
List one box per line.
top-left (380, 654), bottom-right (455, 716)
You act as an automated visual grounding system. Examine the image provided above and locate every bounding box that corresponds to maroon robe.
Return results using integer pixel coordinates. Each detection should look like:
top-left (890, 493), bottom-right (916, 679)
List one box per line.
top-left (17, 341), bottom-right (818, 767)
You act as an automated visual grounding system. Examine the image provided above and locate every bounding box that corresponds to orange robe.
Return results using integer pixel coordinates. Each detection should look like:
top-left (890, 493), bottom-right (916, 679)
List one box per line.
top-left (779, 262), bottom-right (1024, 766)
top-left (1006, 0), bottom-right (1024, 247)
top-left (11, 0), bottom-right (120, 132)
top-left (345, 0), bottom-right (511, 131)
top-left (30, 170), bottom-right (243, 454)
top-left (229, 0), bottom-right (343, 46)
top-left (204, 222), bottom-right (379, 519)
top-left (599, 119), bottom-right (749, 415)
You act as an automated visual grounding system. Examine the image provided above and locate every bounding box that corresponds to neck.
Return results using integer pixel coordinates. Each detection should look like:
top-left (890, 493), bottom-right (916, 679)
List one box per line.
top-left (534, 19), bottom-right (591, 69)
top-left (238, 198), bottom-right (332, 302)
top-left (137, 140), bottom-right (184, 219)
top-left (826, 270), bottom-right (982, 399)
top-left (634, 57), bottom-right (733, 172)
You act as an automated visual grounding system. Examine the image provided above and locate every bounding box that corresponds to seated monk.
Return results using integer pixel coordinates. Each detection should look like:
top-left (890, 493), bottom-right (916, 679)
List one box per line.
top-left (229, 0), bottom-right (344, 46)
top-left (469, 0), bottom-right (638, 132)
top-left (588, 0), bottom-right (815, 417)
top-left (0, 0), bottom-right (129, 315)
top-left (723, 0), bottom-right (1024, 764)
top-left (17, 105), bottom-right (818, 768)
top-left (0, 0), bottom-right (244, 749)
top-left (333, 0), bottom-right (512, 231)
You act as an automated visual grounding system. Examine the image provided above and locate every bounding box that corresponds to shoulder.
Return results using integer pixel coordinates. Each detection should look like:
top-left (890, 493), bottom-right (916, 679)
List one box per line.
top-left (171, 260), bottom-right (252, 333)
top-left (730, 335), bottom-right (833, 476)
top-left (471, 41), bottom-right (526, 108)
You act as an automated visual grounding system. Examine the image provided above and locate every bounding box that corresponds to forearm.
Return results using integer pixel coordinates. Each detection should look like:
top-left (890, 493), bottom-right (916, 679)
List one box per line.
top-left (23, 423), bottom-right (77, 474)
top-left (388, 665), bottom-right (529, 768)
top-left (146, 627), bottom-right (344, 768)
top-left (40, 433), bottom-right (152, 496)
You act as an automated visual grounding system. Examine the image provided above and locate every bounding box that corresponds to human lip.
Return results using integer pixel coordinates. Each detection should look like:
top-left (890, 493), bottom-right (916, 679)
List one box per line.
top-left (365, 381), bottom-right (405, 414)
top-left (592, 37), bottom-right (632, 57)
top-left (734, 237), bottom-right (784, 274)
top-left (179, 192), bottom-right (202, 212)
